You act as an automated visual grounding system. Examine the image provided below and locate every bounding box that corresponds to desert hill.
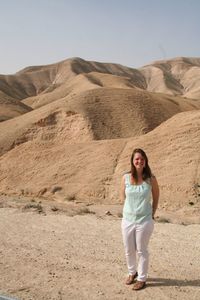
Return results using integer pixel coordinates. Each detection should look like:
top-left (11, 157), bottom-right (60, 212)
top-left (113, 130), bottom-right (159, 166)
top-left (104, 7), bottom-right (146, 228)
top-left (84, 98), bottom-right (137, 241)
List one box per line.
top-left (0, 87), bottom-right (199, 156)
top-left (1, 57), bottom-right (200, 300)
top-left (140, 57), bottom-right (200, 98)
top-left (111, 109), bottom-right (200, 210)
top-left (0, 57), bottom-right (200, 218)
top-left (0, 109), bottom-right (199, 216)
top-left (1, 56), bottom-right (200, 120)
top-left (0, 90), bottom-right (32, 122)
top-left (1, 57), bottom-right (200, 114)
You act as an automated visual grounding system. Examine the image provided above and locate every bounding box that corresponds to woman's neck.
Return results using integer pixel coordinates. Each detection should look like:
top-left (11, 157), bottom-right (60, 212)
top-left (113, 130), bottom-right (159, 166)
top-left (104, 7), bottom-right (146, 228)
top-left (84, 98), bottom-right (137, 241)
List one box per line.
top-left (131, 172), bottom-right (143, 183)
top-left (136, 170), bottom-right (143, 178)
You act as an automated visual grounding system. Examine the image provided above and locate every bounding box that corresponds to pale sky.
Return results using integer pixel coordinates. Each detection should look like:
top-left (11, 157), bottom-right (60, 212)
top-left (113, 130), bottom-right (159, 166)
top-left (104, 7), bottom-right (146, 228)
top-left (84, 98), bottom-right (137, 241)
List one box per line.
top-left (0, 0), bottom-right (199, 74)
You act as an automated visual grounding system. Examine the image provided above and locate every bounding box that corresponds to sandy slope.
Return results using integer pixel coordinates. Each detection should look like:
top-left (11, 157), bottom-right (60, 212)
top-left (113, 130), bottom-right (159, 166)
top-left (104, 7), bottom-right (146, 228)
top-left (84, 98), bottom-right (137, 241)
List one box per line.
top-left (0, 201), bottom-right (200, 300)
top-left (0, 110), bottom-right (199, 220)
top-left (1, 86), bottom-right (199, 156)
top-left (0, 56), bottom-right (200, 219)
top-left (0, 57), bottom-right (200, 300)
top-left (111, 110), bottom-right (200, 210)
top-left (0, 91), bottom-right (32, 122)
top-left (1, 57), bottom-right (200, 112)
top-left (140, 57), bottom-right (200, 99)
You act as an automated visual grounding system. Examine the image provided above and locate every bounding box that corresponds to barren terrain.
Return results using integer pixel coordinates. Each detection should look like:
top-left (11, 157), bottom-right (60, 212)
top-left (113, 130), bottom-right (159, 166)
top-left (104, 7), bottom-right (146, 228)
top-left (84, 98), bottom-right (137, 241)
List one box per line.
top-left (0, 197), bottom-right (200, 300)
top-left (0, 57), bottom-right (200, 299)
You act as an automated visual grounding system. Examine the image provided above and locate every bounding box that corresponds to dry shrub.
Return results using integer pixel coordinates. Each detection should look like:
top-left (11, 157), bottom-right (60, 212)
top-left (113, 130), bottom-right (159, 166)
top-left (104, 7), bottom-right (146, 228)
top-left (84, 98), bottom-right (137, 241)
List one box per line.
top-left (75, 207), bottom-right (95, 216)
top-left (65, 194), bottom-right (76, 201)
top-left (23, 203), bottom-right (43, 213)
top-left (156, 216), bottom-right (170, 223)
top-left (51, 186), bottom-right (63, 194)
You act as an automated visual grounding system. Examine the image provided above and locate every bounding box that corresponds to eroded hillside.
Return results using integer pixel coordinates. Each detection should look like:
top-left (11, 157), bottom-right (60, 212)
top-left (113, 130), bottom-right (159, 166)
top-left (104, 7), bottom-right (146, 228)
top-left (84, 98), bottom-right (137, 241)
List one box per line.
top-left (0, 57), bottom-right (200, 216)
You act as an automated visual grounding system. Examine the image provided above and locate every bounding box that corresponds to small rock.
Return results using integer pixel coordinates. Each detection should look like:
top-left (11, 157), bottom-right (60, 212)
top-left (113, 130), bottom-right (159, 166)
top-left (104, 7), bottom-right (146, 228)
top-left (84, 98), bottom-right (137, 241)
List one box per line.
top-left (51, 186), bottom-right (63, 194)
top-left (37, 187), bottom-right (47, 196)
top-left (105, 210), bottom-right (112, 215)
top-left (51, 206), bottom-right (59, 211)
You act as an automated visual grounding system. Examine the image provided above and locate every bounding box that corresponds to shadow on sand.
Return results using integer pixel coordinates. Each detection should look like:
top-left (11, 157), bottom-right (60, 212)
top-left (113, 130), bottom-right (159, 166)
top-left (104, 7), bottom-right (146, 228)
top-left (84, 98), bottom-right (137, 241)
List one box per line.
top-left (147, 277), bottom-right (200, 287)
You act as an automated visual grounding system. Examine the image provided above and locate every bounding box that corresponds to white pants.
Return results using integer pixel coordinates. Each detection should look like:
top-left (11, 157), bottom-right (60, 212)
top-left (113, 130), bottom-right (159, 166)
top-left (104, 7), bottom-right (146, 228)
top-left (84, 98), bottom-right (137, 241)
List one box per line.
top-left (121, 218), bottom-right (154, 282)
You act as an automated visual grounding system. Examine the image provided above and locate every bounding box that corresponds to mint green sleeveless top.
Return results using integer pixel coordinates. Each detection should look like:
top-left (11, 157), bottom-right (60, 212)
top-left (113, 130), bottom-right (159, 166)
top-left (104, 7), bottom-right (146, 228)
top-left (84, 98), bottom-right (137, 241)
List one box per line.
top-left (123, 173), bottom-right (152, 224)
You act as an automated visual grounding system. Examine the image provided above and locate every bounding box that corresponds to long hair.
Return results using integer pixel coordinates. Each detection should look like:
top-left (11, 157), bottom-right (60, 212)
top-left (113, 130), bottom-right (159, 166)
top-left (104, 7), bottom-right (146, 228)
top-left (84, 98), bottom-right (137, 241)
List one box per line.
top-left (130, 148), bottom-right (152, 183)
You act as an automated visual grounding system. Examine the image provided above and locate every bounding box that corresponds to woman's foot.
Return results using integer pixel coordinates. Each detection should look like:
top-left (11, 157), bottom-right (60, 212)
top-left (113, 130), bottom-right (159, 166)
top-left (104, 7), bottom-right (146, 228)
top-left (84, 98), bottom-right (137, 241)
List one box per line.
top-left (125, 272), bottom-right (138, 285)
top-left (132, 280), bottom-right (146, 290)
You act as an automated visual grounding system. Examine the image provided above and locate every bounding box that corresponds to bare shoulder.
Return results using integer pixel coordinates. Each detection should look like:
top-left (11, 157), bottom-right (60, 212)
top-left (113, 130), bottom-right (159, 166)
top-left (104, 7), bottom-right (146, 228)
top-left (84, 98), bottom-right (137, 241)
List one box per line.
top-left (121, 173), bottom-right (127, 182)
top-left (122, 171), bottom-right (130, 177)
top-left (122, 171), bottom-right (130, 176)
top-left (121, 172), bottom-right (130, 184)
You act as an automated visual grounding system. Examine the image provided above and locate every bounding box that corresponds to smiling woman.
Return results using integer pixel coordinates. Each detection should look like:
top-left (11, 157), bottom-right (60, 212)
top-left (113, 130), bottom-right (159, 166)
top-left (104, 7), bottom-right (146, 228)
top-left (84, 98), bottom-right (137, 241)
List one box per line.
top-left (120, 148), bottom-right (159, 291)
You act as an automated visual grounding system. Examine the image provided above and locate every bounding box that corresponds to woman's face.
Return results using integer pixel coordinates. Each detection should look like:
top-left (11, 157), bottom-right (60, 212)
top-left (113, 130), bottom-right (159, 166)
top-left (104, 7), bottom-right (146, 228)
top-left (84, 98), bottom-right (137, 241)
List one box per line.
top-left (133, 152), bottom-right (146, 170)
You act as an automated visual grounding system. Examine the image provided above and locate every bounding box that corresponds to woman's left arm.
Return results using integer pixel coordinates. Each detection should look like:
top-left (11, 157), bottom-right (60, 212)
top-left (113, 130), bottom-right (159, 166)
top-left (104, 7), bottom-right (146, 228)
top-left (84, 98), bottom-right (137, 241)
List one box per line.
top-left (151, 176), bottom-right (159, 219)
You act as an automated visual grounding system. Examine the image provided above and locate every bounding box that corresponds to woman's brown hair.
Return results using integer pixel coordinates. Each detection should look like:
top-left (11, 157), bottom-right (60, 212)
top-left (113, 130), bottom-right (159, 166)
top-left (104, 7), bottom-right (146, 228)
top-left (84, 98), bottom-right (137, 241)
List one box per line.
top-left (130, 148), bottom-right (152, 183)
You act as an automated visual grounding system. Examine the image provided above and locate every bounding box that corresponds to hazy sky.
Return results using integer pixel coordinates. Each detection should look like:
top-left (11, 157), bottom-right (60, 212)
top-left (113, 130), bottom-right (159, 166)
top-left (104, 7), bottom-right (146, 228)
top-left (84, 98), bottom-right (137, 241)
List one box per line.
top-left (0, 0), bottom-right (199, 74)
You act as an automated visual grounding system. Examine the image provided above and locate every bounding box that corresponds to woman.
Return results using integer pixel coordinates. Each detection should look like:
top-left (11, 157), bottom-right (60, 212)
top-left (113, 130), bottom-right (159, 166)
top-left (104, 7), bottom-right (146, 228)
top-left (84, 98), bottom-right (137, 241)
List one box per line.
top-left (121, 148), bottom-right (159, 291)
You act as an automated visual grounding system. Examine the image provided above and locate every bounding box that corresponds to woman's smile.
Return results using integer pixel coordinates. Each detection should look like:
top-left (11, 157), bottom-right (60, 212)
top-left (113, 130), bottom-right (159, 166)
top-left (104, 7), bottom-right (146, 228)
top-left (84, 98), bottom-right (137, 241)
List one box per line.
top-left (133, 154), bottom-right (145, 168)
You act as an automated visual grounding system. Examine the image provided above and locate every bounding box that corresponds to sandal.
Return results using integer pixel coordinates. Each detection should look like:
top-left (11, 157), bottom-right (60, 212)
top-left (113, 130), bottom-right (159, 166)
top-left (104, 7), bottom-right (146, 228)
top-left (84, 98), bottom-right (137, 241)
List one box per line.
top-left (125, 272), bottom-right (138, 285)
top-left (132, 280), bottom-right (146, 290)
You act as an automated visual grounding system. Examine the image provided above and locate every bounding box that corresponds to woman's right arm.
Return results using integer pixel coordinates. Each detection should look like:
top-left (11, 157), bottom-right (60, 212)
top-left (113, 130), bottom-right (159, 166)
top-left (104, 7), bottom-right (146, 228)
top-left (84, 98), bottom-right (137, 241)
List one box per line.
top-left (151, 176), bottom-right (159, 219)
top-left (120, 175), bottom-right (126, 203)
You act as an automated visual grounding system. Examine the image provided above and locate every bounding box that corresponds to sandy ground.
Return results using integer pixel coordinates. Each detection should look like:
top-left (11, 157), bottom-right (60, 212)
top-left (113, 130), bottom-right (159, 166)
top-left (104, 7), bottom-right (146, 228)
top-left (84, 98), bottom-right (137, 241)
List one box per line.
top-left (0, 198), bottom-right (200, 300)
